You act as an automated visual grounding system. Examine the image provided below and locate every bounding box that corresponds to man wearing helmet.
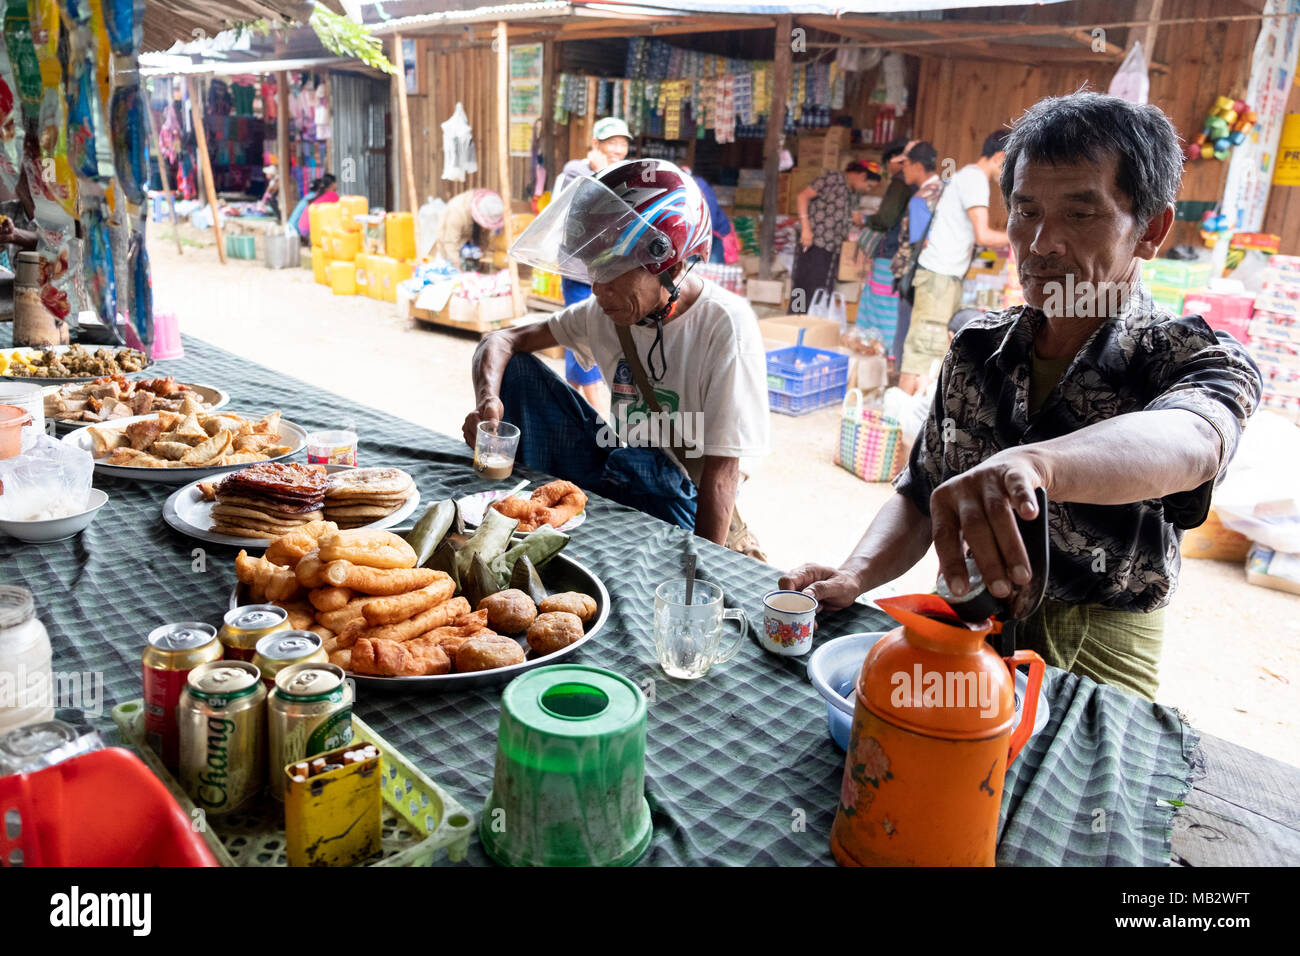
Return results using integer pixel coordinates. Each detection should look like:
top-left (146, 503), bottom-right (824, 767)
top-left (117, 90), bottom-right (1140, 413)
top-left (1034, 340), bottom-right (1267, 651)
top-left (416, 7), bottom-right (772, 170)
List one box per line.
top-left (462, 159), bottom-right (771, 546)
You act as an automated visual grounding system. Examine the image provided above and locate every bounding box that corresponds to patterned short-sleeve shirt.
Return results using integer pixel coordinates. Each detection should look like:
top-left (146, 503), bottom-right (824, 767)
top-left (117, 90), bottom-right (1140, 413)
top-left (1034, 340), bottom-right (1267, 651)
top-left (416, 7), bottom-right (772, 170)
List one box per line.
top-left (808, 171), bottom-right (851, 252)
top-left (893, 289), bottom-right (1262, 612)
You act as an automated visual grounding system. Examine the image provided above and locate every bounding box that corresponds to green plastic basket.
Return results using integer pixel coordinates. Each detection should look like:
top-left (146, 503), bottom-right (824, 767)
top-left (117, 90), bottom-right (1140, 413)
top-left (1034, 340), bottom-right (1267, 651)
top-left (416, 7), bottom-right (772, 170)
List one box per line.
top-left (112, 700), bottom-right (474, 867)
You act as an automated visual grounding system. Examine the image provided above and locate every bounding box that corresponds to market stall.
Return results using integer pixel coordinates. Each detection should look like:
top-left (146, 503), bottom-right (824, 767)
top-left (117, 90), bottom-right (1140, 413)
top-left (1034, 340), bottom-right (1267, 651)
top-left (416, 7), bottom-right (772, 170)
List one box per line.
top-left (2, 323), bottom-right (1297, 866)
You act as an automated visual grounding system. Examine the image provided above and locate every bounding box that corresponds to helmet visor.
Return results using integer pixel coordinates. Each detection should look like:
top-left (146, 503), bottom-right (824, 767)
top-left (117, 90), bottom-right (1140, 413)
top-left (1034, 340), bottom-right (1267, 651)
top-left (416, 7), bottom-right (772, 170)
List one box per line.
top-left (508, 176), bottom-right (674, 284)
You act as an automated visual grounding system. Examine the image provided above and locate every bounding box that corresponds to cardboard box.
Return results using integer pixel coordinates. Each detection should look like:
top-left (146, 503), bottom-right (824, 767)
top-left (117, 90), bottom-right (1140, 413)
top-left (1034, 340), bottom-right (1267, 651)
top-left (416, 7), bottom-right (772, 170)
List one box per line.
top-left (797, 128), bottom-right (849, 168)
top-left (838, 244), bottom-right (862, 281)
top-left (449, 294), bottom-right (516, 329)
top-left (758, 315), bottom-right (843, 351)
top-left (746, 278), bottom-right (787, 306)
top-left (1245, 544), bottom-right (1300, 596)
top-left (786, 166), bottom-right (825, 215)
top-left (734, 186), bottom-right (765, 210)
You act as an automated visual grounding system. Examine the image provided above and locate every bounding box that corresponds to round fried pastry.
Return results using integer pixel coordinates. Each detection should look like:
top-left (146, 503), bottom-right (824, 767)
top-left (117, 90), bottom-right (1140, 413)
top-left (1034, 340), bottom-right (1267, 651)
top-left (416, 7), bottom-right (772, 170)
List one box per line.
top-left (525, 611), bottom-right (585, 656)
top-left (476, 589), bottom-right (538, 634)
top-left (538, 591), bottom-right (598, 624)
top-left (453, 634), bottom-right (526, 672)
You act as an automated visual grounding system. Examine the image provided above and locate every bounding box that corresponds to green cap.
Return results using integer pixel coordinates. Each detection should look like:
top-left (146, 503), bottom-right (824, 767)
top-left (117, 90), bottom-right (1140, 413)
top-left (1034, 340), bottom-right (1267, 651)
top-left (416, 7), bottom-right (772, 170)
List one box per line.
top-left (593, 117), bottom-right (631, 141)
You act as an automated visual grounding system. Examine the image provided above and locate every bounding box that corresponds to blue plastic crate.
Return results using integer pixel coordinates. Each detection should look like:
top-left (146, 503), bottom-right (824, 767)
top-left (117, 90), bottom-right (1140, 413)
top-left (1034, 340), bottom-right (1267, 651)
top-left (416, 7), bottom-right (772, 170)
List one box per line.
top-left (766, 338), bottom-right (849, 415)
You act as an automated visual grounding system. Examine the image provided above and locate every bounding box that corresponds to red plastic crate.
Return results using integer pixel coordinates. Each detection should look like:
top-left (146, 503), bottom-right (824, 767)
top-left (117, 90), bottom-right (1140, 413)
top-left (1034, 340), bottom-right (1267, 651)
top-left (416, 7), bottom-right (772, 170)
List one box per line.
top-left (0, 747), bottom-right (219, 867)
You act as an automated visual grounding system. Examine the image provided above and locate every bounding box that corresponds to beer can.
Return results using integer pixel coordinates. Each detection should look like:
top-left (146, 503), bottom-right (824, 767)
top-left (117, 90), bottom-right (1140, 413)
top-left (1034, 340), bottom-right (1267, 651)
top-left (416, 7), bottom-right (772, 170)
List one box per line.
top-left (179, 660), bottom-right (267, 815)
top-left (143, 622), bottom-right (222, 769)
top-left (268, 662), bottom-right (353, 801)
top-left (219, 604), bottom-right (290, 662)
top-left (252, 630), bottom-right (328, 689)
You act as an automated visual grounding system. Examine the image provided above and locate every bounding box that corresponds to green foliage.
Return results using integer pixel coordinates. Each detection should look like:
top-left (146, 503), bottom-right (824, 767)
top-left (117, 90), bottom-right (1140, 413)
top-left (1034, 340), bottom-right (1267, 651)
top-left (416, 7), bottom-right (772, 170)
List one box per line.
top-left (309, 6), bottom-right (396, 74)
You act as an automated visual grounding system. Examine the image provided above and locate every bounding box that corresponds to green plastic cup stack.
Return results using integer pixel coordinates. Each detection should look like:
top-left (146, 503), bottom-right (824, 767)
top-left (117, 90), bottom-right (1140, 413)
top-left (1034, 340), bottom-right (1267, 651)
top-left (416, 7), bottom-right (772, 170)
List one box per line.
top-left (480, 665), bottom-right (652, 867)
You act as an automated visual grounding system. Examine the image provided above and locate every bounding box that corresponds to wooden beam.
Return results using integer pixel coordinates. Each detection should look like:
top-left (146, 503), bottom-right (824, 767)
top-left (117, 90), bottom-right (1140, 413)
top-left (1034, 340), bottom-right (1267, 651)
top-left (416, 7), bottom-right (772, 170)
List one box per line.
top-left (393, 33), bottom-right (419, 219)
top-left (497, 20), bottom-right (523, 318)
top-left (188, 76), bottom-right (226, 265)
top-left (760, 14), bottom-right (792, 283)
top-left (276, 70), bottom-right (291, 228)
top-left (144, 86), bottom-right (183, 256)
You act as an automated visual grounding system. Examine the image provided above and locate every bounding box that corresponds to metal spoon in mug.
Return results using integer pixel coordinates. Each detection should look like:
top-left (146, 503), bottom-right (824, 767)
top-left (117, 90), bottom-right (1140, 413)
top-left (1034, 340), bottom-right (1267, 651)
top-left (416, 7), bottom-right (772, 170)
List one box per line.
top-left (684, 552), bottom-right (697, 605)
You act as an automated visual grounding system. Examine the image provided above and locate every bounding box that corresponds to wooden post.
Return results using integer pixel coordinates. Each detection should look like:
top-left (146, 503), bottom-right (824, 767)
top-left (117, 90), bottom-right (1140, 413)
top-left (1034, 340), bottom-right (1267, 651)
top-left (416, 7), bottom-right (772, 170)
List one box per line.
top-left (393, 33), bottom-right (420, 218)
top-left (144, 83), bottom-right (183, 256)
top-left (497, 20), bottom-right (524, 317)
top-left (760, 15), bottom-right (792, 281)
top-left (276, 70), bottom-right (292, 228)
top-left (188, 76), bottom-right (226, 264)
top-left (1139, 0), bottom-right (1164, 56)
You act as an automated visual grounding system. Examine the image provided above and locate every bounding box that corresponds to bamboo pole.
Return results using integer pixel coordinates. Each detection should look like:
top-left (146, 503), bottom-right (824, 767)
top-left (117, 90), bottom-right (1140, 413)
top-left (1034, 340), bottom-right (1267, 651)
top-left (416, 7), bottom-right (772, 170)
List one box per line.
top-left (760, 15), bottom-right (792, 282)
top-left (276, 70), bottom-right (292, 228)
top-left (145, 86), bottom-right (184, 256)
top-left (394, 33), bottom-right (419, 217)
top-left (188, 76), bottom-right (226, 265)
top-left (497, 20), bottom-right (523, 317)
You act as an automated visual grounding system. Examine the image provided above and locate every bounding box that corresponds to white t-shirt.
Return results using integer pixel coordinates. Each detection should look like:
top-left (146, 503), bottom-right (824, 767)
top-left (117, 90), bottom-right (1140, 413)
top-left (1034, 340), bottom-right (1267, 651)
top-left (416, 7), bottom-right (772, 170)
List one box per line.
top-left (918, 164), bottom-right (990, 278)
top-left (547, 279), bottom-right (771, 476)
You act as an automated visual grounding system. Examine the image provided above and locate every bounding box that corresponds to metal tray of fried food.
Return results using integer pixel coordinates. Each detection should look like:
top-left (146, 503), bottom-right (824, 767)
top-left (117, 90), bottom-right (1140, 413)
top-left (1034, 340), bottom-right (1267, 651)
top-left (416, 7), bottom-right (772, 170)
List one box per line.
top-left (231, 534), bottom-right (611, 692)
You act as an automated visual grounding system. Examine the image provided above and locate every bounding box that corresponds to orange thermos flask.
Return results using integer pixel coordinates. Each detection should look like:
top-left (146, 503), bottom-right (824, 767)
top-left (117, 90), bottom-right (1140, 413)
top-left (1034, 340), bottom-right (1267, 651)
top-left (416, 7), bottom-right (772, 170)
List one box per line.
top-left (829, 593), bottom-right (1045, 867)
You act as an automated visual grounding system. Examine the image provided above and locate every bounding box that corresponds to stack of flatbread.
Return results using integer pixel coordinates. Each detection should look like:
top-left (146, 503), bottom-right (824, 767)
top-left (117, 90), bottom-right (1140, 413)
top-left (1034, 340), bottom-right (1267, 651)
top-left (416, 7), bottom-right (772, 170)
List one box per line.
top-left (206, 462), bottom-right (330, 538)
top-left (324, 467), bottom-right (415, 529)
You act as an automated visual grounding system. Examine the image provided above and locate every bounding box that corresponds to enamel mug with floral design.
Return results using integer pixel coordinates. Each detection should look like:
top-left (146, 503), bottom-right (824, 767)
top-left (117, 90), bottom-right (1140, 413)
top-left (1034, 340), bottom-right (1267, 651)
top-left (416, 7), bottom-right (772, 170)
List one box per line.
top-left (760, 590), bottom-right (817, 657)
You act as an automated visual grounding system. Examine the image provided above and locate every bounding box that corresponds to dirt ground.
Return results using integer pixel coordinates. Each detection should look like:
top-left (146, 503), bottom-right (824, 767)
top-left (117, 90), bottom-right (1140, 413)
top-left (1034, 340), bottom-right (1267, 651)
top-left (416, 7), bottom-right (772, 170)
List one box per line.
top-left (148, 225), bottom-right (1299, 768)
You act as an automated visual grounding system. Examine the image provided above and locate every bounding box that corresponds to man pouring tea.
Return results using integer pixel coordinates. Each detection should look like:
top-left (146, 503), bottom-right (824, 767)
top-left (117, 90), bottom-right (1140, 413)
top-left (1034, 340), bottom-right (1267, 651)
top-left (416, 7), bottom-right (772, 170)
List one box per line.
top-left (782, 93), bottom-right (1262, 700)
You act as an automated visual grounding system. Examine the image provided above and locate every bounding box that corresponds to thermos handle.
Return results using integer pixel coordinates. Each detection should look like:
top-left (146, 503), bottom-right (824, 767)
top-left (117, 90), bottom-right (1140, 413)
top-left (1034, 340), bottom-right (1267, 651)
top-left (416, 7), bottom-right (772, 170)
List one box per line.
top-left (1005, 649), bottom-right (1045, 766)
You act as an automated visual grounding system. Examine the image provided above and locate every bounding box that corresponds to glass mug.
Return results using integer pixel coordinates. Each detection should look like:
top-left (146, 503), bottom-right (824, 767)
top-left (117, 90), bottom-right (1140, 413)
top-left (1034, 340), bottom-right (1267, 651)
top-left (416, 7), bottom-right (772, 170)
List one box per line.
top-left (653, 580), bottom-right (746, 680)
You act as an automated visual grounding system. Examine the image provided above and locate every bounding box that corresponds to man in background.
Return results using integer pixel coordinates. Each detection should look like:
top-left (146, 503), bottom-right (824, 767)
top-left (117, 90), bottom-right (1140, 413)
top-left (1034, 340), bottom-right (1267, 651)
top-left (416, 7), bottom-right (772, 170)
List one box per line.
top-left (553, 116), bottom-right (634, 407)
top-left (899, 130), bottom-right (1010, 395)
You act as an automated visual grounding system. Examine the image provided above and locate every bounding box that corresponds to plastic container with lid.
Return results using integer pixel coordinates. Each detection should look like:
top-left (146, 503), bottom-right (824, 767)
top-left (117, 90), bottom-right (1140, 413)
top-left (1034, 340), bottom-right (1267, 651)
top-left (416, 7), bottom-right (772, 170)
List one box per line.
top-left (306, 428), bottom-right (358, 466)
top-left (0, 587), bottom-right (53, 734)
top-left (0, 383), bottom-right (44, 438)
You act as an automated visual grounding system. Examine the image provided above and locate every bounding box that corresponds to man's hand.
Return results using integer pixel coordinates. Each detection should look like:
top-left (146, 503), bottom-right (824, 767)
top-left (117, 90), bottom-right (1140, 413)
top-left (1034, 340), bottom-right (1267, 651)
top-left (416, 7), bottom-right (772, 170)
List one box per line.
top-left (587, 148), bottom-right (609, 172)
top-left (800, 223), bottom-right (813, 251)
top-left (778, 563), bottom-right (863, 611)
top-left (928, 448), bottom-right (1044, 601)
top-left (461, 396), bottom-right (504, 449)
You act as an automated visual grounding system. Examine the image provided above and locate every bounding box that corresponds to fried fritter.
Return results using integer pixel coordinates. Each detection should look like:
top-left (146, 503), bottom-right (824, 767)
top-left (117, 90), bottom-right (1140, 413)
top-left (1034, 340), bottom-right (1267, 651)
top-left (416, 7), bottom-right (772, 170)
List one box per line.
top-left (525, 611), bottom-right (585, 656)
top-left (477, 588), bottom-right (538, 634)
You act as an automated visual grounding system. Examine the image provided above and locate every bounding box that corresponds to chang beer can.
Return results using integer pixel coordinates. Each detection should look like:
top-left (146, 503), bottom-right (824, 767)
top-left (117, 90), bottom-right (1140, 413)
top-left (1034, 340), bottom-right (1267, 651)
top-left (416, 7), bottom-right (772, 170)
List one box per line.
top-left (268, 662), bottom-right (353, 802)
top-left (220, 604), bottom-right (290, 662)
top-left (179, 661), bottom-right (267, 816)
top-left (143, 622), bottom-right (222, 770)
top-left (252, 631), bottom-right (328, 689)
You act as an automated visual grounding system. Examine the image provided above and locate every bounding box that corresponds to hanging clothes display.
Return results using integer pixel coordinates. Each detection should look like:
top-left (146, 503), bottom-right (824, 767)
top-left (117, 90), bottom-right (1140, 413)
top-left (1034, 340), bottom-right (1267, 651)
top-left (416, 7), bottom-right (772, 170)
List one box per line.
top-left (441, 102), bottom-right (477, 182)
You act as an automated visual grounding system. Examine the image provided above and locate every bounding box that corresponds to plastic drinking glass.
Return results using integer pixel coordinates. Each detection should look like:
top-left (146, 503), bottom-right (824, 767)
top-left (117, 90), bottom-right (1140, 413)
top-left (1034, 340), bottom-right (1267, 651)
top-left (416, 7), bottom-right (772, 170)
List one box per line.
top-left (475, 421), bottom-right (520, 480)
top-left (653, 580), bottom-right (746, 679)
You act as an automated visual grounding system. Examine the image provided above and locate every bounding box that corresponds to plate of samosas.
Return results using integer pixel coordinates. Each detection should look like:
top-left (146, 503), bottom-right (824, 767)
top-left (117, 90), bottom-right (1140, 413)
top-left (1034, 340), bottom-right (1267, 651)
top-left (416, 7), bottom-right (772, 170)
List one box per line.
top-left (62, 408), bottom-right (306, 484)
top-left (229, 516), bottom-right (609, 690)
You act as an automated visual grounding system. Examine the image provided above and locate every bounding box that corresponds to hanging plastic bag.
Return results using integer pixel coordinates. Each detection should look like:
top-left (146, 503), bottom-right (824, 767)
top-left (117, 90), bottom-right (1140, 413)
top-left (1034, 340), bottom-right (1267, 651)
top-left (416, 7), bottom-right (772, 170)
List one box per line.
top-left (808, 287), bottom-right (831, 319)
top-left (1108, 42), bottom-right (1149, 105)
top-left (417, 195), bottom-right (446, 259)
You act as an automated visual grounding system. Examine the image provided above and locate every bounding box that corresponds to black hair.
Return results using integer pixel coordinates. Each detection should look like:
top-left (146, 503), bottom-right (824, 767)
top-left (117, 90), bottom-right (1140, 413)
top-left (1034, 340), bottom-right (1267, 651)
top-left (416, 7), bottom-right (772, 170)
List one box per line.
top-left (845, 160), bottom-right (879, 181)
top-left (880, 137), bottom-right (909, 165)
top-left (320, 173), bottom-right (337, 188)
top-left (948, 308), bottom-right (983, 335)
top-left (905, 141), bottom-right (938, 173)
top-left (999, 92), bottom-right (1183, 227)
top-left (981, 130), bottom-right (1010, 158)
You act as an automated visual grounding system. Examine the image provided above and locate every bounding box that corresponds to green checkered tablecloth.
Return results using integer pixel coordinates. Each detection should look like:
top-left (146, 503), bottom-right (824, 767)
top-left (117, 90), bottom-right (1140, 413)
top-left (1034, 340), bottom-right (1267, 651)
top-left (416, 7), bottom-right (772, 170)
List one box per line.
top-left (0, 333), bottom-right (1198, 865)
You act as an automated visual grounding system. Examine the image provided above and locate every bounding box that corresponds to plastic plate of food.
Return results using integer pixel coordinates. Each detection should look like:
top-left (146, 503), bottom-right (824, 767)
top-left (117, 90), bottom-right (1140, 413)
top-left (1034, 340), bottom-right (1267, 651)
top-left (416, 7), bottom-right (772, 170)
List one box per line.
top-left (228, 508), bottom-right (608, 691)
top-left (457, 483), bottom-right (587, 533)
top-left (1, 344), bottom-right (153, 384)
top-left (62, 409), bottom-right (307, 484)
top-left (164, 464), bottom-right (422, 548)
top-left (43, 378), bottom-right (230, 433)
